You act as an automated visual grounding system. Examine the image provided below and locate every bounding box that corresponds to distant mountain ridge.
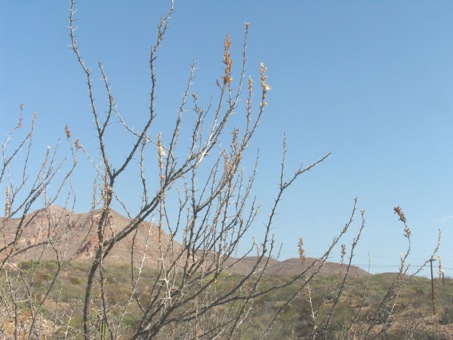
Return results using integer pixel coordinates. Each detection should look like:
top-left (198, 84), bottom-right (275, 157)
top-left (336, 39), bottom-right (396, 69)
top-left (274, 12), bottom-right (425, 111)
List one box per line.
top-left (1, 206), bottom-right (369, 278)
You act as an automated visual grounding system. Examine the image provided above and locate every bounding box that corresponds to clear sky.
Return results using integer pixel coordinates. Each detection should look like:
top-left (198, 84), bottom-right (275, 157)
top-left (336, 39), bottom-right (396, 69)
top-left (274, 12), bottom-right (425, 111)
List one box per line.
top-left (1, 1), bottom-right (453, 276)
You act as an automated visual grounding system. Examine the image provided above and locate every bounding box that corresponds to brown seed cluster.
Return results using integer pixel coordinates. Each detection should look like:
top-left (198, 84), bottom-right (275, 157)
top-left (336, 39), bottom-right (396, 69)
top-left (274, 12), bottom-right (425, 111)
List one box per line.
top-left (298, 238), bottom-right (306, 264)
top-left (393, 206), bottom-right (406, 223)
top-left (223, 34), bottom-right (233, 85)
top-left (64, 125), bottom-right (71, 139)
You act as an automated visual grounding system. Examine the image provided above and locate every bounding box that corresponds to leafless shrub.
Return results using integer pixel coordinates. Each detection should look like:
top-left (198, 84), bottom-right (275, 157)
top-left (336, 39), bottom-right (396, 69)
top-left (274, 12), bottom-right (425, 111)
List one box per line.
top-left (0, 1), bottom-right (443, 339)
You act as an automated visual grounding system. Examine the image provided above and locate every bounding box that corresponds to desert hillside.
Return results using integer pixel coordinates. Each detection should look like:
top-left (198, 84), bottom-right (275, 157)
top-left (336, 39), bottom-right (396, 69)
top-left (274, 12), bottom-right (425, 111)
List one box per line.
top-left (1, 206), bottom-right (368, 278)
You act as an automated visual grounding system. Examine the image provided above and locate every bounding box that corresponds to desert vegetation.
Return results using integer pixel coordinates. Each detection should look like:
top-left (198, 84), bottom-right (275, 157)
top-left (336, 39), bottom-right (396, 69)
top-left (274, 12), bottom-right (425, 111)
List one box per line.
top-left (0, 1), bottom-right (449, 339)
top-left (0, 256), bottom-right (452, 338)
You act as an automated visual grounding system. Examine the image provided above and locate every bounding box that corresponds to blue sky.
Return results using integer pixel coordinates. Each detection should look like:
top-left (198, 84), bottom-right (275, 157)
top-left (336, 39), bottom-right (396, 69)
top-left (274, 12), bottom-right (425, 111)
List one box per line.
top-left (1, 1), bottom-right (453, 276)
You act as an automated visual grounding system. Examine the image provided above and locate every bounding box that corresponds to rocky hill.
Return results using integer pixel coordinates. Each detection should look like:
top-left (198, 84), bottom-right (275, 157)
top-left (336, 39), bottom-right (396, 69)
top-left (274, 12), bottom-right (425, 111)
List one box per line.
top-left (0, 206), bottom-right (368, 278)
